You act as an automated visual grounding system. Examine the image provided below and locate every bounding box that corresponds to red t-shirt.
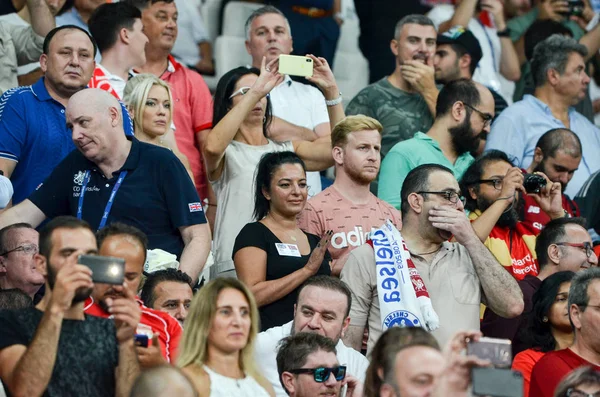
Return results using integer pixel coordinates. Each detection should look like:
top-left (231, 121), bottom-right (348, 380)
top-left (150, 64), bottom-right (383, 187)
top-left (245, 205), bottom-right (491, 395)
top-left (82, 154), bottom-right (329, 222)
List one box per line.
top-left (522, 194), bottom-right (580, 233)
top-left (84, 296), bottom-right (182, 363)
top-left (159, 56), bottom-right (213, 201)
top-left (529, 348), bottom-right (600, 397)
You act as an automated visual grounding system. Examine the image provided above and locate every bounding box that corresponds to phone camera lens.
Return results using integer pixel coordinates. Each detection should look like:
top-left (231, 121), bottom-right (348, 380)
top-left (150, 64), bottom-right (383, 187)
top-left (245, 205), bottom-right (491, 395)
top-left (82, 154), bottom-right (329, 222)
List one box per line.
top-left (306, 59), bottom-right (311, 62)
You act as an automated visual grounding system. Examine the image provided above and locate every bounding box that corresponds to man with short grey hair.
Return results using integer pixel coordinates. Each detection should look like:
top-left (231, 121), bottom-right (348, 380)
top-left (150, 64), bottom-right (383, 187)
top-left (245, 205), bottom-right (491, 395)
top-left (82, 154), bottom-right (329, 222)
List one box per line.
top-left (486, 34), bottom-right (600, 197)
top-left (529, 267), bottom-right (600, 396)
top-left (244, 5), bottom-right (344, 197)
top-left (346, 14), bottom-right (440, 165)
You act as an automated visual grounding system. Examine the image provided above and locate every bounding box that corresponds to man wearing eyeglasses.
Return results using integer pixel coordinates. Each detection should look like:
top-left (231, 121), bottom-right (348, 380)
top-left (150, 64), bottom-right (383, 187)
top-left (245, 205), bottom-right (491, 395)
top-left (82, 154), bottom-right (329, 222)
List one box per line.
top-left (255, 276), bottom-right (368, 397)
top-left (482, 217), bottom-right (597, 354)
top-left (378, 78), bottom-right (494, 210)
top-left (342, 164), bottom-right (523, 349)
top-left (529, 268), bottom-right (600, 397)
top-left (0, 223), bottom-right (43, 300)
top-left (460, 150), bottom-right (566, 281)
top-left (276, 332), bottom-right (362, 397)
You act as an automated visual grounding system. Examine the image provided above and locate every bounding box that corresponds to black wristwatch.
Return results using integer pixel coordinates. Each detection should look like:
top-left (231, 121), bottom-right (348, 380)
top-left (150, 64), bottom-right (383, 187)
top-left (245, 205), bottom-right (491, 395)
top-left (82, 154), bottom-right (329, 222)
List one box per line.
top-left (497, 28), bottom-right (511, 38)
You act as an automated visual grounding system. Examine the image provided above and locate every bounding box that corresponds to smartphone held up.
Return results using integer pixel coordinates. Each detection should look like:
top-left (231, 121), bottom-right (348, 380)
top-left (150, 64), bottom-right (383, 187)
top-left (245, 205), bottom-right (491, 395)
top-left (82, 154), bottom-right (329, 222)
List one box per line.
top-left (278, 55), bottom-right (314, 78)
top-left (78, 255), bottom-right (125, 285)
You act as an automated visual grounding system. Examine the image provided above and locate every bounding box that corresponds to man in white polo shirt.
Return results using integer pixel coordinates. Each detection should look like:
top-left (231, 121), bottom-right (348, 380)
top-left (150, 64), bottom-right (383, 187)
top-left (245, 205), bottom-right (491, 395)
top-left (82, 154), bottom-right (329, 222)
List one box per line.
top-left (255, 276), bottom-right (368, 397)
top-left (245, 5), bottom-right (341, 197)
top-left (87, 2), bottom-right (148, 99)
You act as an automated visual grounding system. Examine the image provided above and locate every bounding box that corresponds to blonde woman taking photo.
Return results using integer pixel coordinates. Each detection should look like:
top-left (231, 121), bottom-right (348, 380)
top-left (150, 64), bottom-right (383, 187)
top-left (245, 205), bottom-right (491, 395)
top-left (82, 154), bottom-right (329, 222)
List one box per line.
top-left (178, 278), bottom-right (274, 397)
top-left (123, 74), bottom-right (195, 183)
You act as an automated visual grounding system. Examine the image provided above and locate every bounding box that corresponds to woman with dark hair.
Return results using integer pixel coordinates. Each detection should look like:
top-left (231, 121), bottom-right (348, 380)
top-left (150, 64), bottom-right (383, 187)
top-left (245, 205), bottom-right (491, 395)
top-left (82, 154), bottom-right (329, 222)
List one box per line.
top-left (554, 366), bottom-right (600, 397)
top-left (232, 151), bottom-right (331, 330)
top-left (203, 57), bottom-right (337, 280)
top-left (512, 271), bottom-right (576, 397)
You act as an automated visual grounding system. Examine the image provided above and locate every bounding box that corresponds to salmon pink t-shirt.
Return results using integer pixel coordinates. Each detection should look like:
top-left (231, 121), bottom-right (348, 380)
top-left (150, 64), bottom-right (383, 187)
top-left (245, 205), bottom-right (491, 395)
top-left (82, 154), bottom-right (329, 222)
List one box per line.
top-left (297, 185), bottom-right (402, 261)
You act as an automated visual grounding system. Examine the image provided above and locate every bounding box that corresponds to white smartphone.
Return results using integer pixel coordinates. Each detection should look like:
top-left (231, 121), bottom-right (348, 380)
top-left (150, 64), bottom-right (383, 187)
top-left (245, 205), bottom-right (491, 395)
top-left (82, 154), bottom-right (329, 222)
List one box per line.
top-left (278, 55), bottom-right (313, 77)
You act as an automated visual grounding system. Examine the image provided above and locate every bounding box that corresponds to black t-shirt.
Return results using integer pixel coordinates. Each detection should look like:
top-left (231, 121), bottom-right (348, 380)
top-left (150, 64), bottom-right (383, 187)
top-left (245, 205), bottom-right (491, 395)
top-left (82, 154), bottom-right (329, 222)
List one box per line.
top-left (233, 222), bottom-right (331, 331)
top-left (29, 137), bottom-right (207, 258)
top-left (0, 308), bottom-right (119, 397)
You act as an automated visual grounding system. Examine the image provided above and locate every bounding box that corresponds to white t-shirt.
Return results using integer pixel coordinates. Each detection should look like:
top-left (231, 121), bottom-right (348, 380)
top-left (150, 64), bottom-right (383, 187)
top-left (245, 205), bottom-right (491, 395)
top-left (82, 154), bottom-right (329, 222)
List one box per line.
top-left (270, 75), bottom-right (330, 197)
top-left (0, 13), bottom-right (40, 75)
top-left (254, 321), bottom-right (369, 397)
top-left (427, 5), bottom-right (514, 103)
top-left (172, 0), bottom-right (209, 67)
top-left (210, 139), bottom-right (295, 275)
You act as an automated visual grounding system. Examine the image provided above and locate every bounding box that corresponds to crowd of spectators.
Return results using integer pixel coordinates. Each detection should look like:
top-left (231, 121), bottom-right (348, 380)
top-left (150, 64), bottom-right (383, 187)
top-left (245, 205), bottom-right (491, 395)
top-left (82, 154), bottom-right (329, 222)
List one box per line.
top-left (3, 0), bottom-right (600, 396)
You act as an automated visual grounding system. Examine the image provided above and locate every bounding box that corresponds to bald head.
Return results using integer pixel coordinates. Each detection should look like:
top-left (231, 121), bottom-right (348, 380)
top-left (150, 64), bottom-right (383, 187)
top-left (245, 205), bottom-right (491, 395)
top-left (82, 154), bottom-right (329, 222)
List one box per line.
top-left (67, 89), bottom-right (127, 163)
top-left (536, 128), bottom-right (582, 158)
top-left (69, 88), bottom-right (122, 115)
top-left (130, 365), bottom-right (198, 397)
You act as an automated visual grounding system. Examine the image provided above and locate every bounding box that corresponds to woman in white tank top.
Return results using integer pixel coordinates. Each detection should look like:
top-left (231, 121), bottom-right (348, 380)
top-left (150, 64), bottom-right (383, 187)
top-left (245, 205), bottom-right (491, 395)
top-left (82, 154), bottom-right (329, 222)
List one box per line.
top-left (178, 278), bottom-right (274, 397)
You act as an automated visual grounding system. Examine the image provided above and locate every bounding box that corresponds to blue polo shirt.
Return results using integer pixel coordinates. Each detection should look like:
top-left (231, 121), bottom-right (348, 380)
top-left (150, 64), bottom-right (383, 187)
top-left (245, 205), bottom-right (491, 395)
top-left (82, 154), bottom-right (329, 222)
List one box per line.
top-left (0, 78), bottom-right (134, 205)
top-left (29, 137), bottom-right (206, 258)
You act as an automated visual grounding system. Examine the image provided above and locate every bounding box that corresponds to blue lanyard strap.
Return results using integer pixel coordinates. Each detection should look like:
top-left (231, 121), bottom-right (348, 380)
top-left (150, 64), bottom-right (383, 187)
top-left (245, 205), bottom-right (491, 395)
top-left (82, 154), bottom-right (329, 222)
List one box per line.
top-left (477, 19), bottom-right (498, 73)
top-left (76, 170), bottom-right (128, 231)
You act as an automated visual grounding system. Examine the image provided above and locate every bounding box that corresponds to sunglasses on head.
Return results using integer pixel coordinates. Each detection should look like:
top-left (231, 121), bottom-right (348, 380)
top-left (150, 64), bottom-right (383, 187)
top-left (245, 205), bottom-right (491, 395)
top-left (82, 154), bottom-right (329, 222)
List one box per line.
top-left (288, 366), bottom-right (347, 383)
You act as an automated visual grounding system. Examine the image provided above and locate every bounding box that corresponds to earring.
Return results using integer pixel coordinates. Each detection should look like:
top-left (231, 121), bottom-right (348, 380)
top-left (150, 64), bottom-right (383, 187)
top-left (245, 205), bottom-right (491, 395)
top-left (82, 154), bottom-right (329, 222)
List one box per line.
top-left (263, 116), bottom-right (266, 123)
top-left (543, 316), bottom-right (548, 323)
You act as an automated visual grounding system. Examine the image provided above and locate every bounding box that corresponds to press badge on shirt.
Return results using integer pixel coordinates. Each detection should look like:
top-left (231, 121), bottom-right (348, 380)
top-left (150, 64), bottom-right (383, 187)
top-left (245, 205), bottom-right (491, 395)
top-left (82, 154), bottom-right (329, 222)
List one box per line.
top-left (275, 243), bottom-right (301, 257)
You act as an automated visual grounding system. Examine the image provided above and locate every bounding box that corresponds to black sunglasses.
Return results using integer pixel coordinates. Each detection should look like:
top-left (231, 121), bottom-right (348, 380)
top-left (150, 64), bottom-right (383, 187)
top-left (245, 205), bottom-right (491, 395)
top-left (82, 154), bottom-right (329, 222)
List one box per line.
top-left (288, 366), bottom-right (347, 382)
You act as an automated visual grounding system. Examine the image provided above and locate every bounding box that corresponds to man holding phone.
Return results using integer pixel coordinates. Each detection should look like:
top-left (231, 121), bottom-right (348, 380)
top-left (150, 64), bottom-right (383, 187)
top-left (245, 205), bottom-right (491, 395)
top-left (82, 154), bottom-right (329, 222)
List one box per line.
top-left (0, 216), bottom-right (141, 397)
top-left (84, 222), bottom-right (183, 367)
top-left (245, 6), bottom-right (343, 197)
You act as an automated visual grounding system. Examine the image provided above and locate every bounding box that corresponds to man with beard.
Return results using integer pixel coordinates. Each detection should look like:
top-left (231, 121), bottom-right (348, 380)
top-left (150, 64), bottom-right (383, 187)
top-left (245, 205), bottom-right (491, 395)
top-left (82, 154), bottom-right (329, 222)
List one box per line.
top-left (433, 26), bottom-right (509, 131)
top-left (297, 116), bottom-right (401, 275)
top-left (341, 164), bottom-right (523, 350)
top-left (522, 128), bottom-right (582, 232)
top-left (460, 150), bottom-right (565, 280)
top-left (0, 216), bottom-right (141, 397)
top-left (346, 14), bottom-right (439, 162)
top-left (378, 78), bottom-right (493, 210)
top-left (254, 276), bottom-right (368, 397)
top-left (84, 223), bottom-right (182, 367)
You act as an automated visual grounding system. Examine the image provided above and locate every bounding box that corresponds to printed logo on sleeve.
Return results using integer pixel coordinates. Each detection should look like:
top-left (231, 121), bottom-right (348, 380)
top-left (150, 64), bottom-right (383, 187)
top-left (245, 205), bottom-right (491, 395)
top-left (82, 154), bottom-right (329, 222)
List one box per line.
top-left (188, 202), bottom-right (203, 213)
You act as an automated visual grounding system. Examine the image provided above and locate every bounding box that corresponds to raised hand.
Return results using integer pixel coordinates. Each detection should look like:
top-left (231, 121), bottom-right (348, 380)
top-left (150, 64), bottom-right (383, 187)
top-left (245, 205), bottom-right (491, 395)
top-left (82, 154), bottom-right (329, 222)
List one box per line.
top-left (527, 171), bottom-right (564, 219)
top-left (480, 0), bottom-right (507, 29)
top-left (401, 60), bottom-right (436, 94)
top-left (49, 255), bottom-right (93, 314)
top-left (343, 374), bottom-right (364, 397)
top-left (135, 334), bottom-right (166, 368)
top-left (305, 230), bottom-right (333, 274)
top-left (250, 56), bottom-right (284, 98)
top-left (106, 281), bottom-right (141, 345)
top-left (305, 54), bottom-right (339, 99)
top-left (429, 205), bottom-right (476, 245)
top-left (431, 330), bottom-right (492, 397)
top-left (498, 166), bottom-right (525, 204)
top-left (538, 0), bottom-right (569, 21)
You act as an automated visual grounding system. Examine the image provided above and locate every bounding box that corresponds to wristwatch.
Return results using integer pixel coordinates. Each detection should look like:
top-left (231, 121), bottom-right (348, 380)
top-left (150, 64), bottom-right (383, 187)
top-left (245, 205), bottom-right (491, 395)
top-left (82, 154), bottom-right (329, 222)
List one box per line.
top-left (497, 28), bottom-right (511, 38)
